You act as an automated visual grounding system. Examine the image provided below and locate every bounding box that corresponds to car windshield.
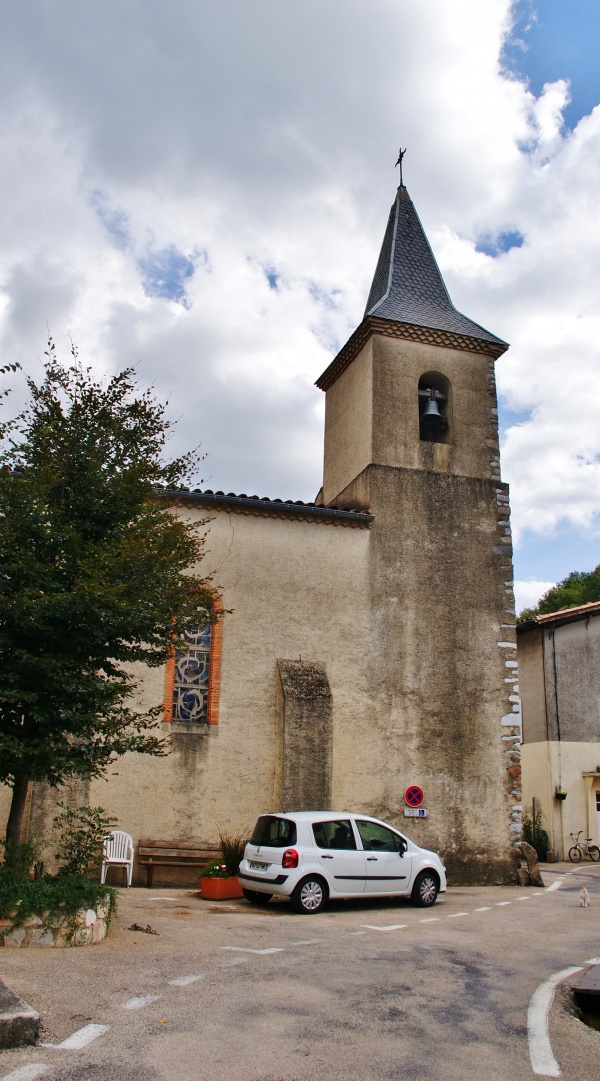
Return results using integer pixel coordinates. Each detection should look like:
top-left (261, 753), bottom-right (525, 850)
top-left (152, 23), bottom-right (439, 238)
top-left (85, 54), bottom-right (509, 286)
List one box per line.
top-left (250, 816), bottom-right (297, 847)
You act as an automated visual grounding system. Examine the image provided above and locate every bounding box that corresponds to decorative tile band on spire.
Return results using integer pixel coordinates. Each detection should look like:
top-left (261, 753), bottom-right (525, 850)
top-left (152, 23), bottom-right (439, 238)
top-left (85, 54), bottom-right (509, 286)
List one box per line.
top-left (316, 316), bottom-right (508, 392)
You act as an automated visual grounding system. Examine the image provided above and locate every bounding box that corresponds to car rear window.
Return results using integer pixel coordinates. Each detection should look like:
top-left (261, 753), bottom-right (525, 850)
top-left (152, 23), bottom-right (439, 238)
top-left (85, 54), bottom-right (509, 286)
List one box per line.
top-left (250, 816), bottom-right (297, 847)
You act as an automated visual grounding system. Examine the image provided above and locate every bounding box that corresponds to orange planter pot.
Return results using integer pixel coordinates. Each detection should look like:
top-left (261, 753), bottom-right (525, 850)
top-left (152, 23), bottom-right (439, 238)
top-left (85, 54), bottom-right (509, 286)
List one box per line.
top-left (200, 876), bottom-right (244, 900)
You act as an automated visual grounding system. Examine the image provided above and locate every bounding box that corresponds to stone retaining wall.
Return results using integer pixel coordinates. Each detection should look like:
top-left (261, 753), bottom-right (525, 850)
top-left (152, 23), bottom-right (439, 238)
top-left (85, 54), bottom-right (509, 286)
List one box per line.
top-left (0, 899), bottom-right (110, 947)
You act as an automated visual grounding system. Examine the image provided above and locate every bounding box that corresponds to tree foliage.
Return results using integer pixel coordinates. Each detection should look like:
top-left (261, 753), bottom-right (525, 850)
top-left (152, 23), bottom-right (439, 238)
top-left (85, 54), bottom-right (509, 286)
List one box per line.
top-left (519, 563), bottom-right (600, 620)
top-left (0, 340), bottom-right (214, 860)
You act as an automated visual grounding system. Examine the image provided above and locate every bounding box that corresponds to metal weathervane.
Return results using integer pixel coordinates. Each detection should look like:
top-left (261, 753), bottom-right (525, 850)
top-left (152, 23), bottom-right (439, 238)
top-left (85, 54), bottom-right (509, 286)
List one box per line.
top-left (395, 147), bottom-right (406, 185)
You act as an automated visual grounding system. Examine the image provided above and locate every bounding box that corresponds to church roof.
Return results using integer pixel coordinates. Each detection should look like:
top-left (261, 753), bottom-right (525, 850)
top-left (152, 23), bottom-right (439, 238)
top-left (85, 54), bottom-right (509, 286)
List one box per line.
top-left (363, 186), bottom-right (505, 347)
top-left (316, 185), bottom-right (508, 392)
top-left (155, 487), bottom-right (374, 527)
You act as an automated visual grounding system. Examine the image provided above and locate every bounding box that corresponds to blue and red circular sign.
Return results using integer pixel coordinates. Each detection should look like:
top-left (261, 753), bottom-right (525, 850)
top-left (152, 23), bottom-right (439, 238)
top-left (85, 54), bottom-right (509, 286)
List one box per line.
top-left (404, 785), bottom-right (424, 808)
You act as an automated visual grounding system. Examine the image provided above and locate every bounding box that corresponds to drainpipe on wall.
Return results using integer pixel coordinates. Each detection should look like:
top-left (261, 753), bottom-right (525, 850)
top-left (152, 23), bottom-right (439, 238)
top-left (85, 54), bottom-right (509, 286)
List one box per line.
top-left (551, 627), bottom-right (565, 860)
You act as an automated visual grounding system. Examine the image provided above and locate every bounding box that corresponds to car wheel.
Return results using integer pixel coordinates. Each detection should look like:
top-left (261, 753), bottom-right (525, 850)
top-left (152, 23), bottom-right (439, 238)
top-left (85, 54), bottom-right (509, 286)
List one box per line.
top-left (291, 876), bottom-right (329, 914)
top-left (410, 870), bottom-right (439, 907)
top-left (242, 888), bottom-right (272, 904)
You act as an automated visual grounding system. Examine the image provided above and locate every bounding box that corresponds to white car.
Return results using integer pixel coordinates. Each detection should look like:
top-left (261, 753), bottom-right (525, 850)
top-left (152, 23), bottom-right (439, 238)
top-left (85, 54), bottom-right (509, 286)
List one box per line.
top-left (238, 811), bottom-right (446, 914)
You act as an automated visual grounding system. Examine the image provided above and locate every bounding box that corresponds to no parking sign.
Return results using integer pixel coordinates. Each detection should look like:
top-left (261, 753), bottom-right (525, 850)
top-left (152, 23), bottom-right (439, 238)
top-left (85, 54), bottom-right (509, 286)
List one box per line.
top-left (404, 785), bottom-right (424, 808)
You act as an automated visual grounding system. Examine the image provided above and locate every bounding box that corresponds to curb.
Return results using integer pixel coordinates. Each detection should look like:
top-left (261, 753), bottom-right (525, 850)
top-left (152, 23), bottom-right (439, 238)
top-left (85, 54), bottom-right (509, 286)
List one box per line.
top-left (0, 979), bottom-right (40, 1048)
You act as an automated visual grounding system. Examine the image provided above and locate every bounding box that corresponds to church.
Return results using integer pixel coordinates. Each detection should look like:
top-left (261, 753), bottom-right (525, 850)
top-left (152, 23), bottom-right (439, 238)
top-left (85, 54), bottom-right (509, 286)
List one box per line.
top-left (27, 182), bottom-right (523, 884)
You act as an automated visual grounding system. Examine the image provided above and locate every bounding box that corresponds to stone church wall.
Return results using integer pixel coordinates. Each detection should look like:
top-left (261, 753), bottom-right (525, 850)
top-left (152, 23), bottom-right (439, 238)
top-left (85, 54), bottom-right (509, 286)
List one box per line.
top-left (80, 505), bottom-right (372, 883)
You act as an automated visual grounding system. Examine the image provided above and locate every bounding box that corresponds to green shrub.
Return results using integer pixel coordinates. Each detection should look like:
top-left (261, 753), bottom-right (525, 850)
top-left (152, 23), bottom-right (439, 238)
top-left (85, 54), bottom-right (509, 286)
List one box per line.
top-left (522, 805), bottom-right (550, 851)
top-left (0, 869), bottom-right (117, 934)
top-left (53, 805), bottom-right (116, 877)
top-left (0, 804), bottom-right (119, 938)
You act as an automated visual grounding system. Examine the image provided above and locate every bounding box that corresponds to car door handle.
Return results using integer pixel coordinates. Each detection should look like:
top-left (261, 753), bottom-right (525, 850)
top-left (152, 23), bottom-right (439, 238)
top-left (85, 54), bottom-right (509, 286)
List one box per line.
top-left (320, 854), bottom-right (334, 859)
top-left (366, 857), bottom-right (378, 861)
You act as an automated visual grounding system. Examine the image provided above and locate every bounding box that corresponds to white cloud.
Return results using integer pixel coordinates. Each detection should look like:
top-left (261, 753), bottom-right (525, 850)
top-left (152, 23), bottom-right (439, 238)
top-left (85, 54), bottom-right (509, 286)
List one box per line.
top-left (514, 580), bottom-right (556, 615)
top-left (0, 0), bottom-right (599, 554)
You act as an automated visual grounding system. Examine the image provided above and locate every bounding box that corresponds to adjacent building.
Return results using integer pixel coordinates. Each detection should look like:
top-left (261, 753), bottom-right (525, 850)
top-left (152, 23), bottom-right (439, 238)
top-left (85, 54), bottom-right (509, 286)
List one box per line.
top-left (519, 601), bottom-right (600, 858)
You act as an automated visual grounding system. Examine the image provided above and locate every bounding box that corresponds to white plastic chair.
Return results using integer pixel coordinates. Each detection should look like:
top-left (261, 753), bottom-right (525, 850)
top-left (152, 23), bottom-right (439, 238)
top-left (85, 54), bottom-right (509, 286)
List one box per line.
top-left (101, 830), bottom-right (134, 887)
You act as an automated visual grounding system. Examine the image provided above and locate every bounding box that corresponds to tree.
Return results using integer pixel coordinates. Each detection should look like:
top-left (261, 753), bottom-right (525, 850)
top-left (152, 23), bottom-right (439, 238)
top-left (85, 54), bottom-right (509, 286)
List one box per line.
top-left (519, 563), bottom-right (600, 620)
top-left (0, 340), bottom-right (213, 864)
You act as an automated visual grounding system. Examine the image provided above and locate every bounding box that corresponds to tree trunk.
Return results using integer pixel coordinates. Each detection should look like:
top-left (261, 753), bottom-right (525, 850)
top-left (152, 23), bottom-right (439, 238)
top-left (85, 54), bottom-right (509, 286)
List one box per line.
top-left (5, 774), bottom-right (31, 867)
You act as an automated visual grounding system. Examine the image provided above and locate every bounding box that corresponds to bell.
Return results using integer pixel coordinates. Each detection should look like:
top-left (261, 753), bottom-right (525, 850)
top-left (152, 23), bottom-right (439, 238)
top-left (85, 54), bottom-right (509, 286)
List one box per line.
top-left (420, 395), bottom-right (444, 440)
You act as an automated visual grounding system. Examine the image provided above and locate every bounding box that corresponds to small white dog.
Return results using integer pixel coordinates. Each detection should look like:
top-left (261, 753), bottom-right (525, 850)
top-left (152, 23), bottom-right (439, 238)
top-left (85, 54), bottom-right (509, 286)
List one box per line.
top-left (579, 885), bottom-right (590, 907)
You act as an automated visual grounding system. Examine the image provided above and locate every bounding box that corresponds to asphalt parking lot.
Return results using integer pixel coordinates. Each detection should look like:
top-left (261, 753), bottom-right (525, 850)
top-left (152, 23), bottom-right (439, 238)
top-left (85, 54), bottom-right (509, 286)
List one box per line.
top-left (0, 865), bottom-right (599, 1081)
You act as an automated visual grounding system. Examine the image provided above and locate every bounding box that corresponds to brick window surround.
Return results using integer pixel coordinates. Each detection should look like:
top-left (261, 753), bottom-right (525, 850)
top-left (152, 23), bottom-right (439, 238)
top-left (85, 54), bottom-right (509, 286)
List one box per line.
top-left (162, 593), bottom-right (223, 726)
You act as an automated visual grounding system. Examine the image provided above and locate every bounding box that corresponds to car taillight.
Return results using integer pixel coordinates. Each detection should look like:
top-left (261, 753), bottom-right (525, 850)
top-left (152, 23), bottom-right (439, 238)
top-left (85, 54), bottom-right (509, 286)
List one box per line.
top-left (282, 848), bottom-right (299, 868)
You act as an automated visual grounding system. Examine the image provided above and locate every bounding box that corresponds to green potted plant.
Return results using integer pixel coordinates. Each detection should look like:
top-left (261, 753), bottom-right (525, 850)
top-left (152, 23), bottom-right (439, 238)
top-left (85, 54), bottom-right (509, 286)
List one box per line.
top-left (522, 806), bottom-right (550, 862)
top-left (554, 786), bottom-right (567, 801)
top-left (199, 832), bottom-right (248, 901)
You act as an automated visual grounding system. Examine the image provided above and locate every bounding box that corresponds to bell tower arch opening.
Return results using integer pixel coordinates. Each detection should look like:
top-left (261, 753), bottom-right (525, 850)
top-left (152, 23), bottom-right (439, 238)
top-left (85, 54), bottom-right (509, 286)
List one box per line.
top-left (418, 371), bottom-right (451, 444)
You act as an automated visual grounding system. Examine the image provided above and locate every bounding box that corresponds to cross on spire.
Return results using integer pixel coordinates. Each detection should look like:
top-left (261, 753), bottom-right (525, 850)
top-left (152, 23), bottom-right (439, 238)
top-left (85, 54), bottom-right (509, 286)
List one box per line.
top-left (395, 148), bottom-right (406, 186)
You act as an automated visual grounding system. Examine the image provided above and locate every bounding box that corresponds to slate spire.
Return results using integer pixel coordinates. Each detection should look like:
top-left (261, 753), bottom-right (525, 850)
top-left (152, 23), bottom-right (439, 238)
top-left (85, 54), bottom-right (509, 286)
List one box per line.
top-left (364, 185), bottom-right (505, 348)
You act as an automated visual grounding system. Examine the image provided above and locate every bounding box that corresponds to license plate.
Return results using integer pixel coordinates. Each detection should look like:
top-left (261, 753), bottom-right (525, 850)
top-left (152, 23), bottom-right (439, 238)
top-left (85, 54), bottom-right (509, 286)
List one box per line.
top-left (249, 860), bottom-right (268, 870)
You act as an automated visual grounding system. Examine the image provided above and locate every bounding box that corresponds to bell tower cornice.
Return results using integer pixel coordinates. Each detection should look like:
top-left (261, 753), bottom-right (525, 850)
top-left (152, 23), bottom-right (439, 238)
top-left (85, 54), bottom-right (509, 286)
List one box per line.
top-left (316, 314), bottom-right (508, 392)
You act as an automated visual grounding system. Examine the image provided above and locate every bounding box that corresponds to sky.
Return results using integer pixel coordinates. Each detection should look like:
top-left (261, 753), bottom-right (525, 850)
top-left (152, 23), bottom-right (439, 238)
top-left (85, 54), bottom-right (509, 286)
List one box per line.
top-left (1, 0), bottom-right (599, 614)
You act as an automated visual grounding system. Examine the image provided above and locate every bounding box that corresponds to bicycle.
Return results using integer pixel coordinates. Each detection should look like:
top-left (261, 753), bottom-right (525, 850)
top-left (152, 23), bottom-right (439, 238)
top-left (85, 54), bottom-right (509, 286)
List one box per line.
top-left (568, 831), bottom-right (600, 863)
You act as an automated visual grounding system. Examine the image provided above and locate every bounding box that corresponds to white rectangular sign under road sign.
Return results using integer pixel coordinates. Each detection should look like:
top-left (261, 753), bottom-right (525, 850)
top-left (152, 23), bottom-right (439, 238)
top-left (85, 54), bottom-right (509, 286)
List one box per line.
top-left (404, 808), bottom-right (428, 817)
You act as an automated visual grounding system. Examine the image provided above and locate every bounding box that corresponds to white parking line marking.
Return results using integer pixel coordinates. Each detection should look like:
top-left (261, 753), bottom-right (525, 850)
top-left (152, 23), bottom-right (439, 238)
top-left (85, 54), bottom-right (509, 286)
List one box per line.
top-left (122, 994), bottom-right (160, 1010)
top-left (528, 966), bottom-right (583, 1076)
top-left (447, 912), bottom-right (468, 918)
top-left (584, 956), bottom-right (600, 964)
top-left (291, 939), bottom-right (321, 945)
top-left (475, 906), bottom-right (491, 912)
top-left (419, 917), bottom-right (439, 923)
top-left (168, 974), bottom-right (204, 986)
top-left (495, 901), bottom-right (512, 906)
top-left (516, 896), bottom-right (531, 901)
top-left (148, 896), bottom-right (177, 901)
top-left (221, 946), bottom-right (284, 955)
top-left (546, 878), bottom-right (565, 893)
top-left (362, 924), bottom-right (407, 932)
top-left (0, 1067), bottom-right (52, 1081)
top-left (55, 1023), bottom-right (109, 1049)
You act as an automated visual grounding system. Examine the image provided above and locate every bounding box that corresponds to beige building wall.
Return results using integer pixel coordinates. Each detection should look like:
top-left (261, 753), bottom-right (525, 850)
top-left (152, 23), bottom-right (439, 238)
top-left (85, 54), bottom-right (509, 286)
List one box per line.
top-left (519, 607), bottom-right (600, 858)
top-left (522, 742), bottom-right (600, 856)
top-left (322, 339), bottom-right (373, 506)
top-left (79, 503), bottom-right (372, 882)
top-left (0, 786), bottom-right (12, 844)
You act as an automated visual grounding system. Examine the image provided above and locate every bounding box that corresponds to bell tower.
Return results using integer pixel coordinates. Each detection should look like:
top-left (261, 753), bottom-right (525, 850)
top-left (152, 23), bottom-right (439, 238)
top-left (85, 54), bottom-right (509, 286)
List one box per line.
top-left (316, 184), bottom-right (521, 883)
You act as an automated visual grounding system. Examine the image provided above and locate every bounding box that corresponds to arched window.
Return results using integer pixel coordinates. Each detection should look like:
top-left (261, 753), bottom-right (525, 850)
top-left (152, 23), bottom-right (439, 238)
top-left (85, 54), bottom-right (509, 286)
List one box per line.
top-left (163, 598), bottom-right (223, 727)
top-left (418, 372), bottom-right (451, 444)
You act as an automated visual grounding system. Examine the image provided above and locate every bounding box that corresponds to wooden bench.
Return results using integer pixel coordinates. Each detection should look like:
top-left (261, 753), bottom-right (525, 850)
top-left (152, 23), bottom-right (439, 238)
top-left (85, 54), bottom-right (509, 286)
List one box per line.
top-left (137, 839), bottom-right (221, 888)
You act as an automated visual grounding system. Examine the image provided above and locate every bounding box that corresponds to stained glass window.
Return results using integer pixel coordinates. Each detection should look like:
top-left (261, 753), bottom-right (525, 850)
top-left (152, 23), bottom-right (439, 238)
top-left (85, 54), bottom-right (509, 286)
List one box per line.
top-left (172, 620), bottom-right (212, 725)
